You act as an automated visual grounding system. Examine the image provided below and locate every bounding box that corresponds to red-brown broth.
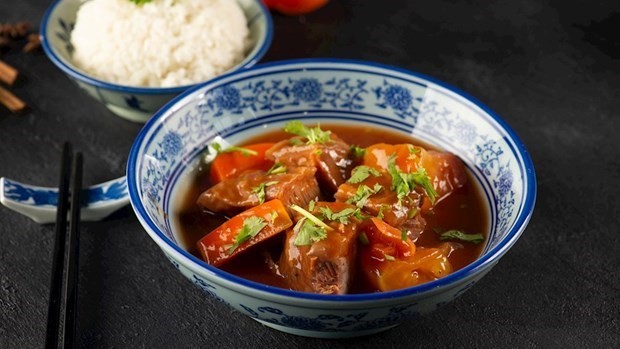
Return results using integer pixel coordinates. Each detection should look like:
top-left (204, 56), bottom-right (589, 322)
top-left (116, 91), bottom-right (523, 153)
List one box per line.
top-left (175, 124), bottom-right (489, 293)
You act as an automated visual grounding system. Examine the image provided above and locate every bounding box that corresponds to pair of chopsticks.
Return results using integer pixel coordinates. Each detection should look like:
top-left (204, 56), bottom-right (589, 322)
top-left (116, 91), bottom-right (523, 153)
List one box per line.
top-left (45, 143), bottom-right (83, 349)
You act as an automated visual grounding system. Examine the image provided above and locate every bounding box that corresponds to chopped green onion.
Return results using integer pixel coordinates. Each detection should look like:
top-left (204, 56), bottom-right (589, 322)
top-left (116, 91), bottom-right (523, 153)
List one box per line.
top-left (384, 254), bottom-right (396, 261)
top-left (290, 204), bottom-right (333, 231)
top-left (401, 229), bottom-right (408, 241)
top-left (407, 207), bottom-right (418, 219)
top-left (267, 163), bottom-right (287, 175)
top-left (308, 199), bottom-right (316, 212)
top-left (212, 143), bottom-right (258, 157)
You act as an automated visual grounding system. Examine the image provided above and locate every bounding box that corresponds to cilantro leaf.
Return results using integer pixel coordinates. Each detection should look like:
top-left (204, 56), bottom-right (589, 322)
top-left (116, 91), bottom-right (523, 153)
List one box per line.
top-left (283, 120), bottom-right (306, 135)
top-left (409, 167), bottom-right (438, 204)
top-left (358, 232), bottom-right (370, 245)
top-left (350, 145), bottom-right (366, 158)
top-left (293, 218), bottom-right (328, 246)
top-left (283, 121), bottom-right (332, 144)
top-left (228, 216), bottom-right (268, 254)
top-left (267, 163), bottom-right (287, 175)
top-left (407, 144), bottom-right (421, 159)
top-left (387, 155), bottom-right (410, 203)
top-left (439, 230), bottom-right (484, 244)
top-left (319, 207), bottom-right (360, 225)
top-left (346, 183), bottom-right (383, 208)
top-left (289, 138), bottom-right (303, 146)
top-left (129, 0), bottom-right (153, 5)
top-left (377, 204), bottom-right (389, 220)
top-left (212, 143), bottom-right (258, 157)
top-left (308, 199), bottom-right (316, 212)
top-left (348, 166), bottom-right (381, 184)
top-left (387, 155), bottom-right (438, 205)
top-left (251, 181), bottom-right (278, 204)
top-left (269, 210), bottom-right (278, 224)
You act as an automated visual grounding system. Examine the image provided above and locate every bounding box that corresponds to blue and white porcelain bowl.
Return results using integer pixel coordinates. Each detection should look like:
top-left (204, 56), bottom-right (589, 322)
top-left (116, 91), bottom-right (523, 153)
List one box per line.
top-left (40, 0), bottom-right (273, 123)
top-left (126, 59), bottom-right (537, 338)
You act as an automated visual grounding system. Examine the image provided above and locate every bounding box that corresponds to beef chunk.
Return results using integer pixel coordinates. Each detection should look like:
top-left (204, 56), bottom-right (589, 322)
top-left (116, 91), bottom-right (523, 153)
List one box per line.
top-left (278, 202), bottom-right (360, 294)
top-left (197, 167), bottom-right (320, 216)
top-left (265, 135), bottom-right (352, 194)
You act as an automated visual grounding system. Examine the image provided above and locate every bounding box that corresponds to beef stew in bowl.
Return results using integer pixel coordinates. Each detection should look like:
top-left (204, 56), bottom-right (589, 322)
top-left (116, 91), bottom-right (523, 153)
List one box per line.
top-left (176, 122), bottom-right (488, 294)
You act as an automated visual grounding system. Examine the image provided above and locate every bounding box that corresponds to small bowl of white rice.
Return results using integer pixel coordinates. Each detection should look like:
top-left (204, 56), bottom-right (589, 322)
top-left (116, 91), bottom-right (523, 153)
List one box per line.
top-left (40, 0), bottom-right (273, 122)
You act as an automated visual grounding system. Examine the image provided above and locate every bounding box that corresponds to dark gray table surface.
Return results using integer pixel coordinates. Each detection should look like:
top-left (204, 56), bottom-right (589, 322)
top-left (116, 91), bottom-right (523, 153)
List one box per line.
top-left (1, 0), bottom-right (619, 348)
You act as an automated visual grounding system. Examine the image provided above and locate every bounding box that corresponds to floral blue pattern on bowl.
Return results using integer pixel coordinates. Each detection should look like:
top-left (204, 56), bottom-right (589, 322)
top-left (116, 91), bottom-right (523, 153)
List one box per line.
top-left (40, 0), bottom-right (273, 123)
top-left (0, 177), bottom-right (128, 224)
top-left (127, 59), bottom-right (536, 338)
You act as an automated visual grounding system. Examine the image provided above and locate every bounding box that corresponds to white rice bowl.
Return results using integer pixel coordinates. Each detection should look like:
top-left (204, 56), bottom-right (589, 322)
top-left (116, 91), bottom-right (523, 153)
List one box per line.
top-left (70, 0), bottom-right (250, 88)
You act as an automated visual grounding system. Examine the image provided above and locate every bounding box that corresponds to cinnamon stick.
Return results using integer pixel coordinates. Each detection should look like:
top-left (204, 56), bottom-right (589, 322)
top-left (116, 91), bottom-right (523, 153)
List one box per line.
top-left (0, 22), bottom-right (30, 39)
top-left (0, 59), bottom-right (18, 85)
top-left (0, 85), bottom-right (26, 113)
top-left (0, 36), bottom-right (10, 49)
top-left (23, 33), bottom-right (41, 53)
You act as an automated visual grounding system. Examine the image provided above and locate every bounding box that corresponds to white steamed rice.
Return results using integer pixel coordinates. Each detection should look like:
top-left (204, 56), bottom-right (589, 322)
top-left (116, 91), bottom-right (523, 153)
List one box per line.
top-left (70, 0), bottom-right (250, 88)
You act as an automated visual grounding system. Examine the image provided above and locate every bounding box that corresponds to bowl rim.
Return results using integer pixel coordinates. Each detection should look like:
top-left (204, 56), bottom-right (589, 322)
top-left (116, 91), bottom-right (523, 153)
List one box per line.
top-left (126, 58), bottom-right (537, 302)
top-left (39, 0), bottom-right (274, 94)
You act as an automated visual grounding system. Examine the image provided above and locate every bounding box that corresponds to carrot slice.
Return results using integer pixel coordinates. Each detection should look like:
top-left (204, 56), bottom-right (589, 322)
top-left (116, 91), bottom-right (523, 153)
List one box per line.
top-left (363, 143), bottom-right (424, 172)
top-left (359, 218), bottom-right (452, 291)
top-left (209, 143), bottom-right (275, 184)
top-left (197, 199), bottom-right (292, 267)
top-left (362, 218), bottom-right (415, 258)
top-left (373, 248), bottom-right (453, 291)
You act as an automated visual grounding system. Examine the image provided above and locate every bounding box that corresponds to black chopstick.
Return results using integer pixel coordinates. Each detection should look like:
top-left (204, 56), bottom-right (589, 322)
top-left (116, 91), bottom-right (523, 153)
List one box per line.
top-left (45, 142), bottom-right (72, 348)
top-left (62, 152), bottom-right (83, 349)
top-left (45, 144), bottom-right (83, 349)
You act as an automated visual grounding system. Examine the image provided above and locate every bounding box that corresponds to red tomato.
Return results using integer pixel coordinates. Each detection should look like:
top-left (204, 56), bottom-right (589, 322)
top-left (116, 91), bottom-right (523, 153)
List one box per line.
top-left (263, 0), bottom-right (329, 15)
